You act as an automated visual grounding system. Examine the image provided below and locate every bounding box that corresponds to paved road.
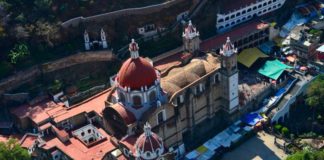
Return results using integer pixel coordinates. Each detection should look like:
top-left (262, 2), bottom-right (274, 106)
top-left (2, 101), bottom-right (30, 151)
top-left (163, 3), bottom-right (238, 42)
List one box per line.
top-left (221, 131), bottom-right (288, 160)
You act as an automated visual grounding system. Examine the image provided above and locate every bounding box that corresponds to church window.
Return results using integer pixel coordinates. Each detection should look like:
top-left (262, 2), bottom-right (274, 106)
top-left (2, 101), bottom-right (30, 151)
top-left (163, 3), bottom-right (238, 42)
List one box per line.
top-left (133, 95), bottom-right (142, 106)
top-left (149, 91), bottom-right (157, 102)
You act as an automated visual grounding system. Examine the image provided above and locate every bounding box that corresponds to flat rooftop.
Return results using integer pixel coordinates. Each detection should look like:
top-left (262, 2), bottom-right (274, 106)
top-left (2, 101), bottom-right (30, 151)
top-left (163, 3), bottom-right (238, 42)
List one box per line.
top-left (43, 127), bottom-right (116, 160)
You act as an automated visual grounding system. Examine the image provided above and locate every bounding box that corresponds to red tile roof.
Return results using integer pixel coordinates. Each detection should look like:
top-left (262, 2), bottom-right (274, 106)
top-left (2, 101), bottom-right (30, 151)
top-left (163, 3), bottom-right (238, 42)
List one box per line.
top-left (53, 89), bottom-right (111, 123)
top-left (19, 133), bottom-right (38, 149)
top-left (43, 128), bottom-right (116, 160)
top-left (200, 21), bottom-right (269, 51)
top-left (154, 52), bottom-right (183, 72)
top-left (10, 100), bottom-right (65, 125)
top-left (119, 135), bottom-right (137, 154)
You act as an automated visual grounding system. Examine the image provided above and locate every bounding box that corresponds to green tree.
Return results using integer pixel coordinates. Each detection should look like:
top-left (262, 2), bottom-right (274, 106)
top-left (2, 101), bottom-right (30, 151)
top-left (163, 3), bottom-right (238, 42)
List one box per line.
top-left (8, 43), bottom-right (30, 64)
top-left (306, 74), bottom-right (324, 109)
top-left (0, 138), bottom-right (31, 160)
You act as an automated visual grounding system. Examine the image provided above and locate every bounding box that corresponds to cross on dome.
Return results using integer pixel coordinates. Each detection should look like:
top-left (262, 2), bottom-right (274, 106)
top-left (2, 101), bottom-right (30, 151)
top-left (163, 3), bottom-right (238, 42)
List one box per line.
top-left (143, 122), bottom-right (152, 137)
top-left (220, 37), bottom-right (237, 57)
top-left (129, 39), bottom-right (139, 59)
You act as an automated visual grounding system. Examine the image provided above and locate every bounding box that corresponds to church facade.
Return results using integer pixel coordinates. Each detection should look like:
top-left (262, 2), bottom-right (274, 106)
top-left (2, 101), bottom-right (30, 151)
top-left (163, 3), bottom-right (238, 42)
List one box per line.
top-left (102, 21), bottom-right (240, 159)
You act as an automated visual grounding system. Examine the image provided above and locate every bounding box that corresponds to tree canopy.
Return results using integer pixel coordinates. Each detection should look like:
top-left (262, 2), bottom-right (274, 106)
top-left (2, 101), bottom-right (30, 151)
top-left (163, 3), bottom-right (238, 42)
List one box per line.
top-left (0, 138), bottom-right (31, 160)
top-left (8, 43), bottom-right (30, 64)
top-left (306, 74), bottom-right (324, 109)
top-left (286, 150), bottom-right (324, 160)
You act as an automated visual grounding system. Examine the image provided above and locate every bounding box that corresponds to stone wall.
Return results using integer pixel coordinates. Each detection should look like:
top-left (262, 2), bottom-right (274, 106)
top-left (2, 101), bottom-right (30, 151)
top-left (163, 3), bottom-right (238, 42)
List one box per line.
top-left (62, 0), bottom-right (187, 28)
top-left (0, 51), bottom-right (116, 95)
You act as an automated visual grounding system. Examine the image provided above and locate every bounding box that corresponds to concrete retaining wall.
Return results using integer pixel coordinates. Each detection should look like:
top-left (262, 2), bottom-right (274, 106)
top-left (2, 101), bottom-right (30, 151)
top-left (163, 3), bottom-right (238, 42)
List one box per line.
top-left (0, 51), bottom-right (116, 95)
top-left (62, 0), bottom-right (187, 28)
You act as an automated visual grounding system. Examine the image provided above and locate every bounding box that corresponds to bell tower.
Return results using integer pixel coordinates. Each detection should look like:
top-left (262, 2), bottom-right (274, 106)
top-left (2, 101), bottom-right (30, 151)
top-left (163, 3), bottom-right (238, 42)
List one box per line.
top-left (182, 20), bottom-right (200, 53)
top-left (220, 37), bottom-right (239, 114)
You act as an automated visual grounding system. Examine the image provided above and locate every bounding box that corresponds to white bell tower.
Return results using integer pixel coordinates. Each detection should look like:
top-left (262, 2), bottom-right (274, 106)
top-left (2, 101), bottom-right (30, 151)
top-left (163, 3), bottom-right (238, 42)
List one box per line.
top-left (101, 28), bottom-right (108, 49)
top-left (182, 20), bottom-right (200, 53)
top-left (220, 37), bottom-right (239, 114)
top-left (84, 30), bottom-right (90, 50)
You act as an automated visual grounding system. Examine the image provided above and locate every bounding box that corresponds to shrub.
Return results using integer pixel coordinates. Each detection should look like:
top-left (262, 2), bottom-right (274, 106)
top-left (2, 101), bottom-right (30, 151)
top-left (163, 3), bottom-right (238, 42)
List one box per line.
top-left (274, 124), bottom-right (283, 132)
top-left (281, 127), bottom-right (289, 137)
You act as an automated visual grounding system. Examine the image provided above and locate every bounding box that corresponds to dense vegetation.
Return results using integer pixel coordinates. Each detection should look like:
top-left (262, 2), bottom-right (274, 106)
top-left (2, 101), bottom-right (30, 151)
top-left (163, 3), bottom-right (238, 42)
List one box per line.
top-left (286, 150), bottom-right (324, 160)
top-left (0, 138), bottom-right (31, 160)
top-left (0, 0), bottom-right (171, 79)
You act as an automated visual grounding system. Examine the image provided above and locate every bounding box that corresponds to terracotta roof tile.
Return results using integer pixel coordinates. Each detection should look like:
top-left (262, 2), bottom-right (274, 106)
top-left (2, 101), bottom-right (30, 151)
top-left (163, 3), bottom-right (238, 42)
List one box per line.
top-left (43, 128), bottom-right (116, 160)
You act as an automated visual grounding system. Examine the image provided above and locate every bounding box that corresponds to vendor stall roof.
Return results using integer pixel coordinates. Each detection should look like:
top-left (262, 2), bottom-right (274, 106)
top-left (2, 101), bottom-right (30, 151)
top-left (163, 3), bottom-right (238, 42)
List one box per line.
top-left (238, 48), bottom-right (268, 68)
top-left (258, 59), bottom-right (293, 80)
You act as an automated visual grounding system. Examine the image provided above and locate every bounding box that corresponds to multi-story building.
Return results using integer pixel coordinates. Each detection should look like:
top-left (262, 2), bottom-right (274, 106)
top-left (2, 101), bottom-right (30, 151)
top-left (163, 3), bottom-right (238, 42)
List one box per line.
top-left (216, 0), bottom-right (286, 32)
top-left (288, 25), bottom-right (320, 62)
top-left (202, 20), bottom-right (270, 53)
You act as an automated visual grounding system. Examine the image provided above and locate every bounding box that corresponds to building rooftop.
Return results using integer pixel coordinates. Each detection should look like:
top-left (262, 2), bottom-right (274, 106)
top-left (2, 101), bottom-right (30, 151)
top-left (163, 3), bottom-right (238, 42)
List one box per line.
top-left (10, 89), bottom-right (111, 125)
top-left (201, 21), bottom-right (269, 51)
top-left (43, 127), bottom-right (115, 160)
top-left (19, 133), bottom-right (38, 149)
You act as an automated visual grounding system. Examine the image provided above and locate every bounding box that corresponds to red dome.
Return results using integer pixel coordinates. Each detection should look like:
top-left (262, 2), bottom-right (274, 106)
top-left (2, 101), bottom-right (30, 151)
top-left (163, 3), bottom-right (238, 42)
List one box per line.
top-left (136, 133), bottom-right (163, 152)
top-left (117, 57), bottom-right (157, 90)
top-left (135, 123), bottom-right (164, 158)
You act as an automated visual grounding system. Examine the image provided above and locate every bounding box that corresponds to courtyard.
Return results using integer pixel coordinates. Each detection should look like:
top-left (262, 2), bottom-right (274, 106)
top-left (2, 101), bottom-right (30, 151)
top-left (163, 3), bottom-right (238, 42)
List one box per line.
top-left (221, 131), bottom-right (288, 160)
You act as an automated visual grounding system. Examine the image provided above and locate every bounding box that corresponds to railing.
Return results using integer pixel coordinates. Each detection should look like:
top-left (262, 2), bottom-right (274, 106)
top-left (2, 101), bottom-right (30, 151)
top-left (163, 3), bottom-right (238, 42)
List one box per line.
top-left (271, 76), bottom-right (317, 123)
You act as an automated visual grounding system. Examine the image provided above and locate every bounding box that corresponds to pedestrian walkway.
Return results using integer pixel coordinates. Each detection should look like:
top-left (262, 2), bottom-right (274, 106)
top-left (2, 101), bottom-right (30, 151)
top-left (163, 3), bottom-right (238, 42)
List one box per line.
top-left (221, 132), bottom-right (288, 160)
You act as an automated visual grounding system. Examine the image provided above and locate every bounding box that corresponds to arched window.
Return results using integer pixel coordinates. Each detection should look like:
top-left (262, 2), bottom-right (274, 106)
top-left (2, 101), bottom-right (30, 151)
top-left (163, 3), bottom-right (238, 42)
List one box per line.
top-left (242, 10), bottom-right (246, 14)
top-left (247, 8), bottom-right (252, 12)
top-left (230, 14), bottom-right (235, 19)
top-left (133, 95), bottom-right (142, 106)
top-left (225, 17), bottom-right (229, 20)
top-left (149, 91), bottom-right (156, 102)
top-left (219, 26), bottom-right (224, 29)
top-left (231, 21), bottom-right (235, 25)
top-left (236, 12), bottom-right (241, 16)
top-left (253, 6), bottom-right (257, 10)
top-left (218, 19), bottom-right (224, 23)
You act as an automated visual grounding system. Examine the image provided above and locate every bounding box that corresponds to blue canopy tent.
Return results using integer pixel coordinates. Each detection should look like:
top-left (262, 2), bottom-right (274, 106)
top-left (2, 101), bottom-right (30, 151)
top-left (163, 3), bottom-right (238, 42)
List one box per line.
top-left (241, 113), bottom-right (263, 126)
